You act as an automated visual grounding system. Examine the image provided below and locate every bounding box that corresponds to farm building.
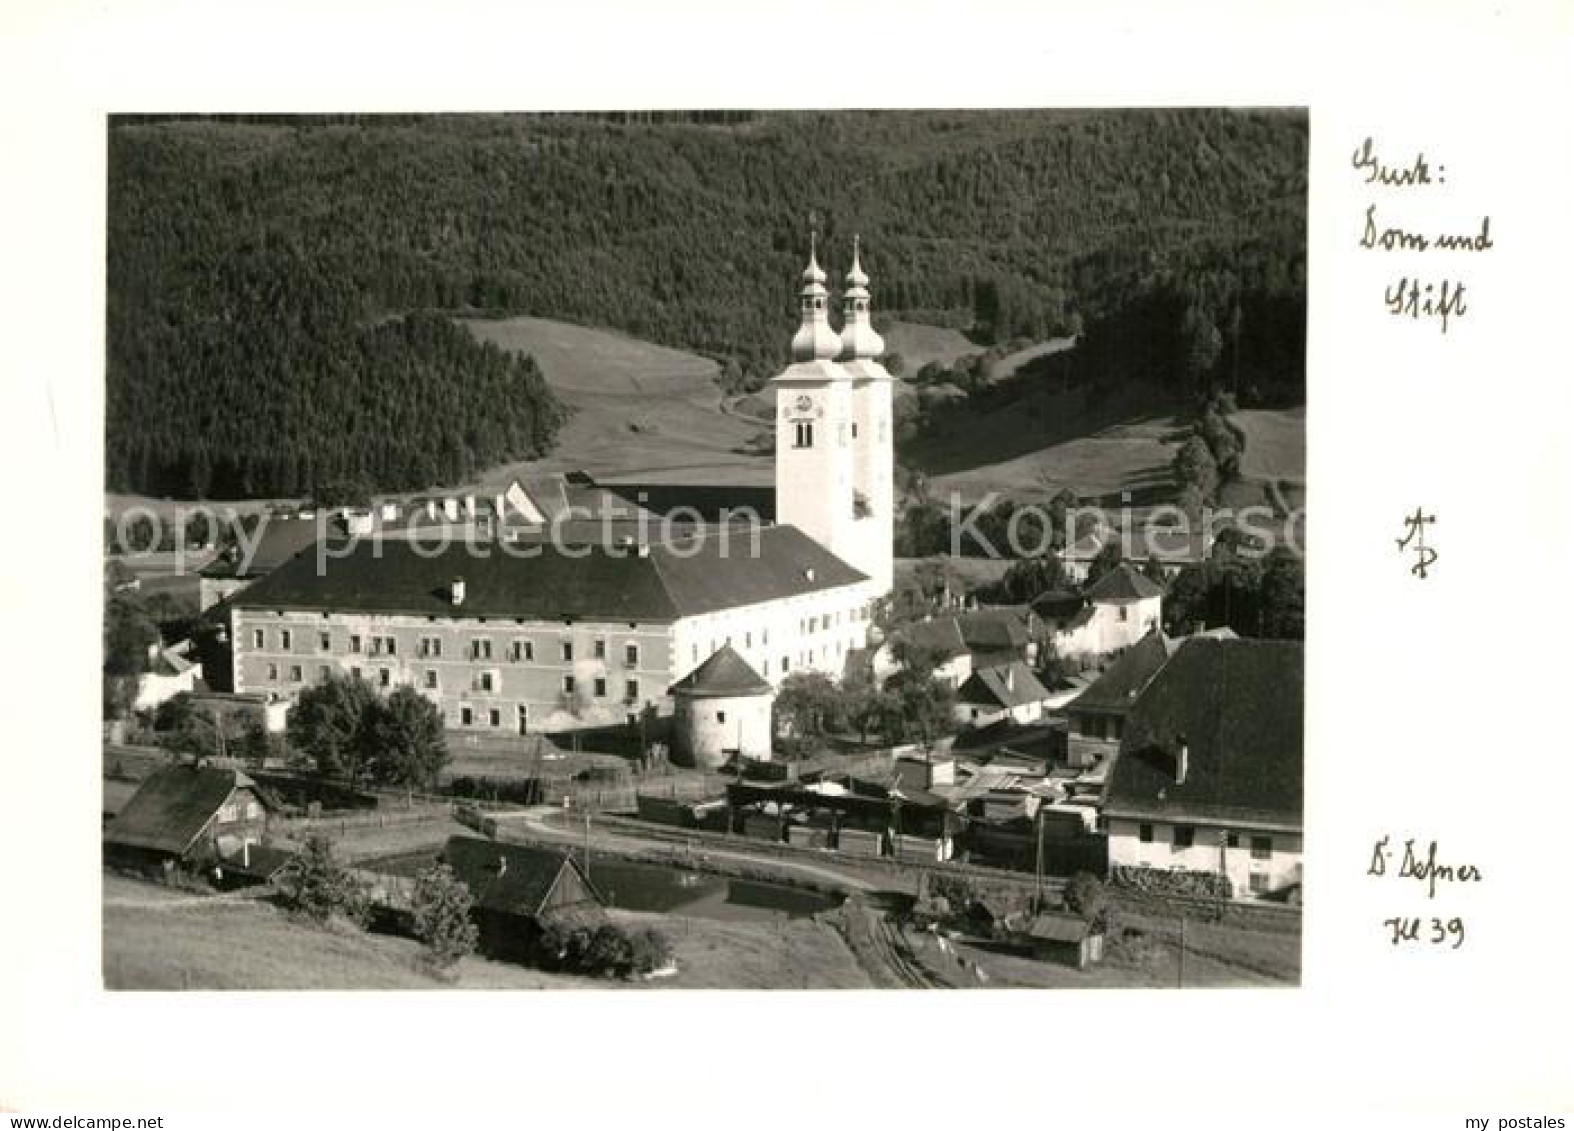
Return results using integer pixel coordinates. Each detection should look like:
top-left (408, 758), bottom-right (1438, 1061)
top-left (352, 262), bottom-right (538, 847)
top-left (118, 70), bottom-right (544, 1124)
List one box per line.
top-left (103, 763), bottom-right (273, 873)
top-left (1103, 637), bottom-right (1303, 899)
top-left (441, 836), bottom-right (606, 962)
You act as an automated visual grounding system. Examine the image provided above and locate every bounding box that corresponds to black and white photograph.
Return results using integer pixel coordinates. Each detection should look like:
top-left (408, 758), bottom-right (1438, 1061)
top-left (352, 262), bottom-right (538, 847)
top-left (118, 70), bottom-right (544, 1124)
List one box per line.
top-left (3, 0), bottom-right (1570, 1123)
top-left (99, 109), bottom-right (1306, 991)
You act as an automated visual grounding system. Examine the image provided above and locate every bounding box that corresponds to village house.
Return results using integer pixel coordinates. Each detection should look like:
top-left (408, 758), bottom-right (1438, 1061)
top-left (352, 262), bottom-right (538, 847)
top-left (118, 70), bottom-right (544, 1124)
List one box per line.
top-left (1041, 562), bottom-right (1165, 659)
top-left (131, 640), bottom-right (203, 712)
top-left (953, 660), bottom-right (1055, 728)
top-left (1102, 636), bottom-right (1303, 899)
top-left (103, 763), bottom-right (274, 874)
top-left (870, 606), bottom-right (1040, 689)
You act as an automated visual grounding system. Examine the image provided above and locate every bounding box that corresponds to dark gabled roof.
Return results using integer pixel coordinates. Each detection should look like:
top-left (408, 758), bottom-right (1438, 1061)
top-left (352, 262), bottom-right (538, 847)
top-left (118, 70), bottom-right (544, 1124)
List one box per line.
top-left (956, 607), bottom-right (1036, 651)
top-left (231, 524), bottom-right (865, 623)
top-left (1069, 629), bottom-right (1176, 715)
top-left (1105, 638), bottom-right (1303, 829)
top-left (1029, 589), bottom-right (1085, 621)
top-left (104, 765), bottom-right (263, 855)
top-left (1025, 912), bottom-right (1097, 943)
top-left (442, 836), bottom-right (601, 917)
top-left (894, 618), bottom-right (969, 660)
top-left (1085, 562), bottom-right (1165, 602)
top-left (958, 661), bottom-right (1052, 709)
top-left (600, 482), bottom-right (777, 525)
top-left (203, 517), bottom-right (334, 580)
top-left (670, 645), bottom-right (771, 698)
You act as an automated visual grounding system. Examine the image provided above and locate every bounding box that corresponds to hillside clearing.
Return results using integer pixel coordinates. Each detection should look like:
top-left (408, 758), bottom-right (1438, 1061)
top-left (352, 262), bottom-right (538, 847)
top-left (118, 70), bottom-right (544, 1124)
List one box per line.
top-left (462, 316), bottom-right (770, 487)
top-left (882, 321), bottom-right (985, 372)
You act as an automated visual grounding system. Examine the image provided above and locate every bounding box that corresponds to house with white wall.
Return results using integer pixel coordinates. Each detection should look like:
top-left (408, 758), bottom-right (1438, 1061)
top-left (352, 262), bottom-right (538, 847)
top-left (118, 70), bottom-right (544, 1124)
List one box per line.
top-left (1102, 637), bottom-right (1303, 899)
top-left (1045, 563), bottom-right (1164, 659)
top-left (954, 660), bottom-right (1054, 729)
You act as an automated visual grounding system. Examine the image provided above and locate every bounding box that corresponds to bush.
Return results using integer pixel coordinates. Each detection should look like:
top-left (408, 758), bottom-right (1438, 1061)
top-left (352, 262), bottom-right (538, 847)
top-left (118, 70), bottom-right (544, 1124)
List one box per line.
top-left (275, 835), bottom-right (371, 927)
top-left (538, 918), bottom-right (672, 979)
top-left (1064, 872), bottom-right (1110, 928)
top-left (410, 863), bottom-right (479, 970)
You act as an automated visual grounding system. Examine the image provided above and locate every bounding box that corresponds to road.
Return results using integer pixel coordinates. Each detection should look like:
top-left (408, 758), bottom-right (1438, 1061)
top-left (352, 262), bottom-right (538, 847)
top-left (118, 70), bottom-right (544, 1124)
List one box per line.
top-left (500, 806), bottom-right (885, 894)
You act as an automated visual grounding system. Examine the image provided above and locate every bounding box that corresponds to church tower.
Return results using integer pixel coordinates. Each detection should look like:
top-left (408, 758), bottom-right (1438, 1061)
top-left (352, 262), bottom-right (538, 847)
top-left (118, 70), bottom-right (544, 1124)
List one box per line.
top-left (772, 237), bottom-right (857, 581)
top-left (838, 237), bottom-right (895, 596)
top-left (770, 237), bottom-right (894, 598)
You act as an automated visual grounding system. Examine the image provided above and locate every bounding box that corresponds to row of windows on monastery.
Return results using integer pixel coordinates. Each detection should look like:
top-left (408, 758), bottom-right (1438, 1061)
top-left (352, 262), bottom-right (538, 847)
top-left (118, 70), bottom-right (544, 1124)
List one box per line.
top-left (250, 627), bottom-right (644, 669)
top-left (685, 606), bottom-right (868, 671)
top-left (256, 660), bottom-right (646, 705)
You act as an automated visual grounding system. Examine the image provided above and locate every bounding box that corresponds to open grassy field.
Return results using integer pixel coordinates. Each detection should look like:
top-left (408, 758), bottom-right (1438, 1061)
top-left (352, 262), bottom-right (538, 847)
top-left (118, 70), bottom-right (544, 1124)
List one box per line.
top-left (610, 909), bottom-right (871, 990)
top-left (462, 315), bottom-right (770, 488)
top-left (101, 873), bottom-right (872, 990)
top-left (882, 321), bottom-right (985, 372)
top-left (102, 873), bottom-right (586, 989)
top-left (910, 385), bottom-right (1304, 509)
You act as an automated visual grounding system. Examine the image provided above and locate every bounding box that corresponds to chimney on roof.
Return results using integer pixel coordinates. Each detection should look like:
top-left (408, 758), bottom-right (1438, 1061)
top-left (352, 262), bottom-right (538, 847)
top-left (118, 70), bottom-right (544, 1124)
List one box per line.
top-left (1006, 667), bottom-right (1015, 692)
top-left (1175, 735), bottom-right (1189, 785)
top-left (804, 568), bottom-right (815, 583)
top-left (451, 578), bottom-right (467, 606)
top-left (1191, 621), bottom-right (1206, 637)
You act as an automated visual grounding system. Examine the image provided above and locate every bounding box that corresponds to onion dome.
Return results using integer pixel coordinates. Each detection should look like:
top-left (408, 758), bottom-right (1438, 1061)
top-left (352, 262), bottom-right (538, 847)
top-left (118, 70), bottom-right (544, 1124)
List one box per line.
top-left (791, 233), bottom-right (843, 362)
top-left (839, 235), bottom-right (885, 361)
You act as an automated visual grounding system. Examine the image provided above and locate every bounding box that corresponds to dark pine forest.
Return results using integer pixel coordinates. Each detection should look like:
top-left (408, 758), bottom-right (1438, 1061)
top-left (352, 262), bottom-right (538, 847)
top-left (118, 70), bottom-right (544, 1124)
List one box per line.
top-left (107, 110), bottom-right (1306, 500)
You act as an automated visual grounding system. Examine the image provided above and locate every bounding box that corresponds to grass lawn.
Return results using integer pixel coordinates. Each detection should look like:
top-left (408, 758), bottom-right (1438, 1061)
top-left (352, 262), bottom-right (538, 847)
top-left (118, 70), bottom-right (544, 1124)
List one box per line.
top-left (103, 873), bottom-right (587, 990)
top-left (101, 874), bottom-right (870, 991)
top-left (1234, 406), bottom-right (1306, 487)
top-left (609, 909), bottom-right (872, 990)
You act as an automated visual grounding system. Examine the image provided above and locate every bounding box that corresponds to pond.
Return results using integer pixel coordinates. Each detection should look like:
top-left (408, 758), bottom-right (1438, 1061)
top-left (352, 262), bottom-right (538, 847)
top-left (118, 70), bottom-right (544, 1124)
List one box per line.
top-left (362, 850), bottom-right (842, 924)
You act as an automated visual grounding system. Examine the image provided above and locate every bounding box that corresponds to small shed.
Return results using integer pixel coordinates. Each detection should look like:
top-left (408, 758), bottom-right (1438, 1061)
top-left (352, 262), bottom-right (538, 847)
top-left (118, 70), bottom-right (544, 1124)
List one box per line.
top-left (442, 836), bottom-right (606, 962)
top-left (1022, 912), bottom-right (1105, 969)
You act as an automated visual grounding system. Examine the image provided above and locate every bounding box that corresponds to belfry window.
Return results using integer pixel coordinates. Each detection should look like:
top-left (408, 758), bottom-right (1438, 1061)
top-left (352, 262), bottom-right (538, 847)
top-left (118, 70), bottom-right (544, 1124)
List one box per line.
top-left (794, 422), bottom-right (814, 449)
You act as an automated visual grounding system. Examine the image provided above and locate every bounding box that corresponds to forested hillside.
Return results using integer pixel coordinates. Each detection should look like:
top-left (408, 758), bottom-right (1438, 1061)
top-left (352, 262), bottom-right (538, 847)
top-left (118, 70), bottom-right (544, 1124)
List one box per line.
top-left (107, 110), bottom-right (1305, 499)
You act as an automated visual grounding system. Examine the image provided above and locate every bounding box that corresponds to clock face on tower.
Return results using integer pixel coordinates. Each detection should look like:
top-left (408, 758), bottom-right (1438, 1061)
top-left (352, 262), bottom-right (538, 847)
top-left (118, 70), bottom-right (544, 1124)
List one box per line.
top-left (794, 395), bottom-right (813, 413)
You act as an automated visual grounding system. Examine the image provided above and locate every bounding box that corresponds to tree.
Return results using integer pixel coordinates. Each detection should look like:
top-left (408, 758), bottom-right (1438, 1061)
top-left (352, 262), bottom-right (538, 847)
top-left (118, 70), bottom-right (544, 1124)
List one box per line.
top-left (1084, 542), bottom-right (1124, 589)
top-left (1171, 434), bottom-right (1220, 508)
top-left (104, 594), bottom-right (159, 677)
top-left (287, 672), bottom-right (380, 783)
top-left (1257, 548), bottom-right (1305, 640)
top-left (276, 836), bottom-right (370, 926)
top-left (773, 671), bottom-right (844, 754)
top-left (410, 862), bottom-right (479, 970)
top-left (883, 667), bottom-right (956, 746)
top-left (984, 555), bottom-right (1069, 604)
top-left (1064, 873), bottom-right (1109, 928)
top-left (1180, 301), bottom-right (1223, 394)
top-left (365, 687), bottom-right (449, 792)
